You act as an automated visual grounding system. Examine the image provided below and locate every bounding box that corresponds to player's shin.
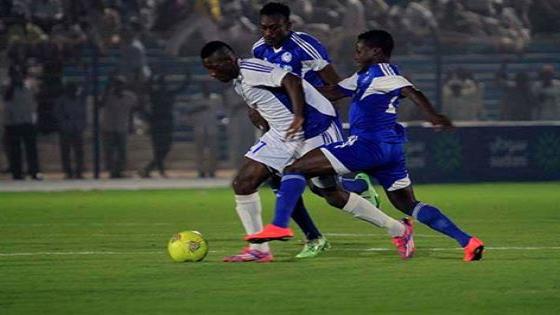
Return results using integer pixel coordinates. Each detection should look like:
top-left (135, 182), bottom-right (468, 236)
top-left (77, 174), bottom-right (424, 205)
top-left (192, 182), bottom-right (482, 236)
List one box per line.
top-left (271, 173), bottom-right (307, 228)
top-left (343, 193), bottom-right (405, 237)
top-left (235, 193), bottom-right (270, 252)
top-left (412, 202), bottom-right (471, 247)
top-left (291, 197), bottom-right (322, 240)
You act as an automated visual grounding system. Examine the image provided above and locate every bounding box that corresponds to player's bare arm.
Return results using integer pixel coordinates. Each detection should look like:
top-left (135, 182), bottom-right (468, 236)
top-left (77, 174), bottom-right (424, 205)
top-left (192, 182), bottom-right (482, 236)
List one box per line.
top-left (317, 64), bottom-right (342, 85)
top-left (247, 107), bottom-right (270, 131)
top-left (401, 86), bottom-right (453, 130)
top-left (316, 84), bottom-right (349, 102)
top-left (281, 73), bottom-right (305, 140)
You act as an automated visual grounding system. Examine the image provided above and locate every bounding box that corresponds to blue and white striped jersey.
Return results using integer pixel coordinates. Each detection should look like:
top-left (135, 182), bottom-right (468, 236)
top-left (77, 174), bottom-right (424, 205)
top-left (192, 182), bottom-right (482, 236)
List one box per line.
top-left (338, 63), bottom-right (413, 141)
top-left (233, 58), bottom-right (336, 140)
top-left (252, 32), bottom-right (331, 87)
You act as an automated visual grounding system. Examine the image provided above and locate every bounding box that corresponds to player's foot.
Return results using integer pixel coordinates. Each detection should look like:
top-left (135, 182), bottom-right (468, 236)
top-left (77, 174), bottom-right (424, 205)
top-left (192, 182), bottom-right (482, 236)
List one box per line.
top-left (392, 218), bottom-right (415, 259)
top-left (355, 173), bottom-right (380, 207)
top-left (295, 237), bottom-right (331, 259)
top-left (245, 224), bottom-right (294, 243)
top-left (463, 236), bottom-right (484, 262)
top-left (223, 247), bottom-right (273, 263)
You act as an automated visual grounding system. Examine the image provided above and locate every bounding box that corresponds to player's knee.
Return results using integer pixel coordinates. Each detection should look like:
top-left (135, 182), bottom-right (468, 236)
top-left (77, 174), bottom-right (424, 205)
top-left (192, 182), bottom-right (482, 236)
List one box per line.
top-left (232, 175), bottom-right (258, 195)
top-left (283, 160), bottom-right (305, 174)
top-left (393, 199), bottom-right (416, 215)
top-left (323, 190), bottom-right (347, 209)
top-left (308, 184), bottom-right (324, 197)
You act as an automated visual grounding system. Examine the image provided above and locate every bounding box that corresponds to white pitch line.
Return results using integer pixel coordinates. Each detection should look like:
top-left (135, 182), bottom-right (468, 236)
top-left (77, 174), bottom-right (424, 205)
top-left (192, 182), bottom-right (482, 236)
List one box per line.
top-left (336, 246), bottom-right (560, 252)
top-left (1, 247), bottom-right (559, 257)
top-left (0, 250), bottom-right (224, 257)
top-left (325, 233), bottom-right (441, 238)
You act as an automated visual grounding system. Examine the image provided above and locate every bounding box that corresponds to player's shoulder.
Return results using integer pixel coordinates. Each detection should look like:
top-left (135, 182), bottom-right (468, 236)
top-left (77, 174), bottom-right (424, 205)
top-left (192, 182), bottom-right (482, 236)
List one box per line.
top-left (291, 31), bottom-right (325, 47)
top-left (240, 58), bottom-right (276, 70)
top-left (251, 37), bottom-right (267, 56)
top-left (238, 58), bottom-right (277, 78)
top-left (368, 63), bottom-right (402, 78)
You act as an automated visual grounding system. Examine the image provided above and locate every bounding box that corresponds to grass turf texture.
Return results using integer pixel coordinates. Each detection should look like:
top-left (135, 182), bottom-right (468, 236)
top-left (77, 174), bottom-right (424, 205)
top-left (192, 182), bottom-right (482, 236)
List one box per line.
top-left (1, 182), bottom-right (559, 314)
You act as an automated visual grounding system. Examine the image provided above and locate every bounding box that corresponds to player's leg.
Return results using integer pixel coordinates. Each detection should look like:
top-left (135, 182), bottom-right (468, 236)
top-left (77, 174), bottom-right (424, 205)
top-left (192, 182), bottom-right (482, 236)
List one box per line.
top-left (340, 173), bottom-right (381, 207)
top-left (224, 157), bottom-right (273, 262)
top-left (246, 146), bottom-right (414, 258)
top-left (269, 175), bottom-right (330, 258)
top-left (312, 178), bottom-right (405, 236)
top-left (386, 184), bottom-right (484, 261)
top-left (268, 175), bottom-right (323, 241)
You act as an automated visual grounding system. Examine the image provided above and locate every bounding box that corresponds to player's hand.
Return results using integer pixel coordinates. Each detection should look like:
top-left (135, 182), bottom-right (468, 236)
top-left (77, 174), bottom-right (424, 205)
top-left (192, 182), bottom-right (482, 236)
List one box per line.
top-left (430, 113), bottom-right (454, 131)
top-left (285, 116), bottom-right (304, 141)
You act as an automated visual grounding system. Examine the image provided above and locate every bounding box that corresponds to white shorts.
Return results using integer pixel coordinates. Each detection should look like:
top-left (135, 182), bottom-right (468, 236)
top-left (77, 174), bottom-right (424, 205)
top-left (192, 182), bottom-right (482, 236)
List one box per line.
top-left (245, 121), bottom-right (343, 173)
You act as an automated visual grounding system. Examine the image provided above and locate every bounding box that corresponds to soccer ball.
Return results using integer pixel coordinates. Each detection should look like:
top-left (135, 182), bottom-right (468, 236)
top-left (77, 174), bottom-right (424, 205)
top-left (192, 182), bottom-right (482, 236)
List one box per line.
top-left (167, 231), bottom-right (209, 262)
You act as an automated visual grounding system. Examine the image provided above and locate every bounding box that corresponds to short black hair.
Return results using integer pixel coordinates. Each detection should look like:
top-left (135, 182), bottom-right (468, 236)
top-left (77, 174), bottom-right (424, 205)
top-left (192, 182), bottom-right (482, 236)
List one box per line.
top-left (200, 41), bottom-right (235, 59)
top-left (358, 30), bottom-right (394, 57)
top-left (260, 2), bottom-right (290, 20)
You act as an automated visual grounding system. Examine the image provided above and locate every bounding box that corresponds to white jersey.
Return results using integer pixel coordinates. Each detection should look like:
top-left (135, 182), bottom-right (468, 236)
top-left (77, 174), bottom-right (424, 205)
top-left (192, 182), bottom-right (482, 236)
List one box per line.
top-left (232, 58), bottom-right (336, 140)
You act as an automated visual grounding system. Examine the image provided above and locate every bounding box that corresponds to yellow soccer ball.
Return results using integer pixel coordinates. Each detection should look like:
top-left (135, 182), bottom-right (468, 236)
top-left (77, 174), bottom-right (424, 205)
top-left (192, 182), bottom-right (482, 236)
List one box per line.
top-left (167, 231), bottom-right (209, 262)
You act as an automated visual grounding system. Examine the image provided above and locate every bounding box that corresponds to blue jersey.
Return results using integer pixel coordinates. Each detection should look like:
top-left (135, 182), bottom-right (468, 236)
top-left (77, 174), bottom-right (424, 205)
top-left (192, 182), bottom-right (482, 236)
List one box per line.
top-left (252, 31), bottom-right (331, 87)
top-left (338, 63), bottom-right (413, 142)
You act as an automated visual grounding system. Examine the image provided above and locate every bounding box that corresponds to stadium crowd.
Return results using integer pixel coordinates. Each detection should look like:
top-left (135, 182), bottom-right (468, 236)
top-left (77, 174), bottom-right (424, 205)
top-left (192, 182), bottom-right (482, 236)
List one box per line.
top-left (0, 0), bottom-right (559, 180)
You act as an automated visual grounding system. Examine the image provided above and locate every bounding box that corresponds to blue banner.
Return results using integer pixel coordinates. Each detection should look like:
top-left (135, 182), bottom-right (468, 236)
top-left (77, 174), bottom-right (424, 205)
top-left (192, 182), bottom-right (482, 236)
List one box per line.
top-left (404, 124), bottom-right (560, 183)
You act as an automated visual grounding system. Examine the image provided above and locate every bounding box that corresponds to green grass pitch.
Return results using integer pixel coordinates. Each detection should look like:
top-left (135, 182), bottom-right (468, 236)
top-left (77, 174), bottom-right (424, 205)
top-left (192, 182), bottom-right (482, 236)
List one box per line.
top-left (1, 182), bottom-right (559, 314)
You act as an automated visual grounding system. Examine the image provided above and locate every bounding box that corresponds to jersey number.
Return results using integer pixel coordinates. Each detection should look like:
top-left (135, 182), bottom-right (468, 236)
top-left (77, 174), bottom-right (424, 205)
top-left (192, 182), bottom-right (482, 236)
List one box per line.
top-left (251, 140), bottom-right (267, 153)
top-left (386, 96), bottom-right (398, 114)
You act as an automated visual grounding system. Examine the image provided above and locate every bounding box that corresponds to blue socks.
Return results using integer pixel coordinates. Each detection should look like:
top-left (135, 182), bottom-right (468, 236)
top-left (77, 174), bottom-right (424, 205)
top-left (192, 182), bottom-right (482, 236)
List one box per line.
top-left (291, 198), bottom-right (322, 240)
top-left (340, 177), bottom-right (368, 194)
top-left (413, 203), bottom-right (471, 247)
top-left (272, 173), bottom-right (307, 228)
top-left (269, 177), bottom-right (321, 239)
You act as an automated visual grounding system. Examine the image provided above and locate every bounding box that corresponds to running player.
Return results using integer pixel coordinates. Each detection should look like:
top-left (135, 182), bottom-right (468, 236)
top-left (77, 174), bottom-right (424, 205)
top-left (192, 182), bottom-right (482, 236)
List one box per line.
top-left (242, 2), bottom-right (379, 259)
top-left (246, 30), bottom-right (484, 262)
top-left (201, 41), bottom-right (413, 261)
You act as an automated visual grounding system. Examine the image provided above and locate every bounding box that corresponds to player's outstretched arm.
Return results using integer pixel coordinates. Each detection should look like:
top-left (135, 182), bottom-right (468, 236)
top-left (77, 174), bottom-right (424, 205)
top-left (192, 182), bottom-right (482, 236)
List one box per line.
top-left (401, 86), bottom-right (453, 130)
top-left (316, 85), bottom-right (350, 101)
top-left (317, 64), bottom-right (342, 85)
top-left (282, 73), bottom-right (305, 140)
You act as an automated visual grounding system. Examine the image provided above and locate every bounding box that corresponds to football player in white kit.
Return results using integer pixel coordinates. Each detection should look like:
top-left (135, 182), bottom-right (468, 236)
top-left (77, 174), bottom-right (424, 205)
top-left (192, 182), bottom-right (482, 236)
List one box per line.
top-left (201, 41), bottom-right (409, 262)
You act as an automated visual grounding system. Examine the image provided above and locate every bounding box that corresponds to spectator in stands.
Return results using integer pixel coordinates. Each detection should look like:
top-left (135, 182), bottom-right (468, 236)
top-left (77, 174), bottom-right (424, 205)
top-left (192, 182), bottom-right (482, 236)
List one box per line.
top-left (35, 35), bottom-right (65, 134)
top-left (50, 19), bottom-right (87, 62)
top-left (117, 27), bottom-right (150, 86)
top-left (139, 73), bottom-right (190, 178)
top-left (30, 0), bottom-right (64, 32)
top-left (495, 66), bottom-right (535, 120)
top-left (2, 69), bottom-right (41, 180)
top-left (442, 68), bottom-right (484, 121)
top-left (100, 76), bottom-right (138, 178)
top-left (533, 65), bottom-right (560, 120)
top-left (187, 81), bottom-right (223, 178)
top-left (54, 81), bottom-right (86, 179)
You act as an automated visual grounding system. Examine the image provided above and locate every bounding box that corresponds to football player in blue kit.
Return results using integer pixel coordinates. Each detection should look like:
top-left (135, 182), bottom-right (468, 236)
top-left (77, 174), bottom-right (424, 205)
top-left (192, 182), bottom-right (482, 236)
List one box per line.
top-left (230, 2), bottom-right (379, 261)
top-left (246, 30), bottom-right (485, 262)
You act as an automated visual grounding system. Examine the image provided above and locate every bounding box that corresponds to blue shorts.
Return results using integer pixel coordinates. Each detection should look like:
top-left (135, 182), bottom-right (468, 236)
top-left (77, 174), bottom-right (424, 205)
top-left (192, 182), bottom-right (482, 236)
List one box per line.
top-left (321, 135), bottom-right (411, 191)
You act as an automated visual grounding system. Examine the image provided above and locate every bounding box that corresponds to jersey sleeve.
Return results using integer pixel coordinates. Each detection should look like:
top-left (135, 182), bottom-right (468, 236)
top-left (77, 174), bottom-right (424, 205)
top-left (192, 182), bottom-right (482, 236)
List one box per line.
top-left (337, 73), bottom-right (358, 96)
top-left (239, 59), bottom-right (288, 87)
top-left (251, 38), bottom-right (265, 58)
top-left (293, 33), bottom-right (331, 71)
top-left (371, 76), bottom-right (413, 93)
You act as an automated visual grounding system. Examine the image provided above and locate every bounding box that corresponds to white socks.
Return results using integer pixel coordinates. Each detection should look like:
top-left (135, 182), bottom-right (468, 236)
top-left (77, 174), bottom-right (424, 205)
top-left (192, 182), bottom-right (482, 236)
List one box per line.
top-left (342, 193), bottom-right (405, 237)
top-left (235, 192), bottom-right (270, 252)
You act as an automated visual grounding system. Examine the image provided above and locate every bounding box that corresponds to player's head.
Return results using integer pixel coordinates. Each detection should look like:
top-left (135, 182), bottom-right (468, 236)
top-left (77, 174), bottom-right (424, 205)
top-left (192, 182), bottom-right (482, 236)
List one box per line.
top-left (354, 30), bottom-right (394, 68)
top-left (200, 41), bottom-right (239, 82)
top-left (259, 2), bottom-right (292, 48)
